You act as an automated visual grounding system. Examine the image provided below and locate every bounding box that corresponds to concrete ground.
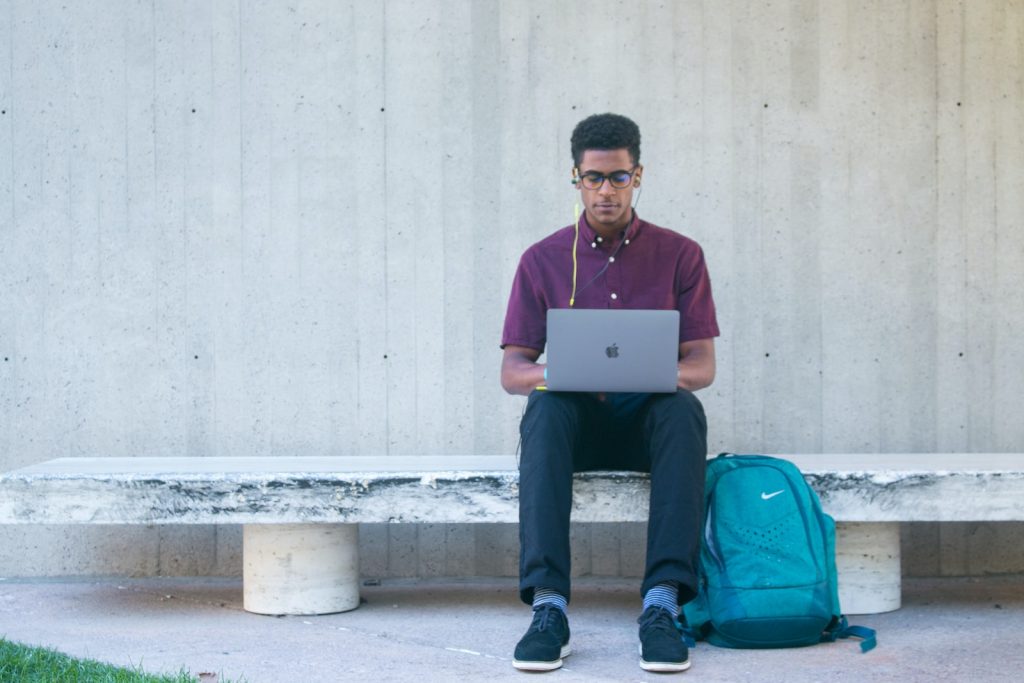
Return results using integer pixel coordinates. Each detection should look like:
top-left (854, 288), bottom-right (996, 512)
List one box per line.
top-left (0, 575), bottom-right (1021, 682)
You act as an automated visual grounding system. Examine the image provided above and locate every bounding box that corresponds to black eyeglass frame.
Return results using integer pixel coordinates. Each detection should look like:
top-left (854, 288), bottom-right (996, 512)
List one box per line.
top-left (575, 166), bottom-right (639, 190)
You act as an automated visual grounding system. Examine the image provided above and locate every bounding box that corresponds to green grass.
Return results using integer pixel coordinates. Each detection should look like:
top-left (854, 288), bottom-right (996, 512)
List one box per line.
top-left (0, 638), bottom-right (221, 682)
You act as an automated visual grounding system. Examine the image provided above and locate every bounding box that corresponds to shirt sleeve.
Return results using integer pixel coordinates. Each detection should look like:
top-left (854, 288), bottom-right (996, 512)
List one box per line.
top-left (676, 244), bottom-right (720, 342)
top-left (501, 251), bottom-right (548, 352)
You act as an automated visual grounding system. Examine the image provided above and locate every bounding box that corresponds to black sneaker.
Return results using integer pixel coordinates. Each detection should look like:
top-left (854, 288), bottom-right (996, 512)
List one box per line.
top-left (638, 606), bottom-right (690, 672)
top-left (513, 604), bottom-right (571, 671)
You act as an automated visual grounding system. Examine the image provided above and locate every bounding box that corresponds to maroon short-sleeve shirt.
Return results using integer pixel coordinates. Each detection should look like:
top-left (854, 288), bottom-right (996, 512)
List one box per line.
top-left (501, 212), bottom-right (719, 352)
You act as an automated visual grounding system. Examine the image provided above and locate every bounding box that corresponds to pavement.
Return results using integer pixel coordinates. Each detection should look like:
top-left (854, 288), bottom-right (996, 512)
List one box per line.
top-left (0, 575), bottom-right (1022, 682)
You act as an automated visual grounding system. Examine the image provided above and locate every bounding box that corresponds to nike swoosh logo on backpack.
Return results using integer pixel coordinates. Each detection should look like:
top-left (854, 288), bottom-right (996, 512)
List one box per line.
top-left (761, 490), bottom-right (784, 500)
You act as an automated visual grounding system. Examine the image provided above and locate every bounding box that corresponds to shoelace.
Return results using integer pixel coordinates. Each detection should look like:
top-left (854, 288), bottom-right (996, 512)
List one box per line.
top-left (638, 607), bottom-right (680, 637)
top-left (532, 605), bottom-right (562, 632)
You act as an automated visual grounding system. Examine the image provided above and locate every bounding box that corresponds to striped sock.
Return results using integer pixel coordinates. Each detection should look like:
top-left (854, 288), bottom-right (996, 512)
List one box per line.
top-left (532, 587), bottom-right (568, 614)
top-left (643, 582), bottom-right (679, 616)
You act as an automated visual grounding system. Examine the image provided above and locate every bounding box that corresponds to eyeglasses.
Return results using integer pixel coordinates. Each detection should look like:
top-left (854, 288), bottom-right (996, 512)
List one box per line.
top-left (576, 167), bottom-right (638, 190)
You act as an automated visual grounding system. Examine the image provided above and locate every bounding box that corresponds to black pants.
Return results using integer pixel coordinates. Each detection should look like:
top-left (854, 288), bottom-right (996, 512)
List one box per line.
top-left (517, 390), bottom-right (707, 606)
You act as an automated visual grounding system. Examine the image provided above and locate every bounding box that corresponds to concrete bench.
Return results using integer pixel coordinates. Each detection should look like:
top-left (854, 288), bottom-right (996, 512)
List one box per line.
top-left (1, 454), bottom-right (1021, 617)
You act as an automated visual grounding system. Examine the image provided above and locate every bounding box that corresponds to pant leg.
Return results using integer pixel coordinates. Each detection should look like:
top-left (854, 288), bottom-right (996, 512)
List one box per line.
top-left (637, 390), bottom-right (708, 604)
top-left (517, 390), bottom-right (604, 605)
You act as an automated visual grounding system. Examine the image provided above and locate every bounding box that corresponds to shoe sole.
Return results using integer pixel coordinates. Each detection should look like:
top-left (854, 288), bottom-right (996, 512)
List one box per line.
top-left (513, 644), bottom-right (571, 671)
top-left (638, 645), bottom-right (691, 672)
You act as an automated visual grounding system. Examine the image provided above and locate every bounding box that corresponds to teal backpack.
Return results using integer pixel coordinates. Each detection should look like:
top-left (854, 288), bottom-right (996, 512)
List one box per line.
top-left (683, 454), bottom-right (876, 652)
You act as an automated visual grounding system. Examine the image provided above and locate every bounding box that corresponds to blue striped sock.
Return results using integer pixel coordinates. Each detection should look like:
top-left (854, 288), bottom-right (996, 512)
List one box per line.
top-left (643, 583), bottom-right (679, 616)
top-left (532, 587), bottom-right (568, 614)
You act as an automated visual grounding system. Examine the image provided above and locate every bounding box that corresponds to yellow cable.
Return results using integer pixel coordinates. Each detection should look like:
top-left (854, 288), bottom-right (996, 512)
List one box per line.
top-left (570, 202), bottom-right (580, 307)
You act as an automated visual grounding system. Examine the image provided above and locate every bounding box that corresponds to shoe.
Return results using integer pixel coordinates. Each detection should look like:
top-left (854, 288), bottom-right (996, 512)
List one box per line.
top-left (638, 605), bottom-right (691, 672)
top-left (512, 604), bottom-right (571, 671)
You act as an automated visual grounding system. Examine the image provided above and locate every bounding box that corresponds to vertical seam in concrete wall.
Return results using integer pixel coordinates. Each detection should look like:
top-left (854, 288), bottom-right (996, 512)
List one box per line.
top-left (958, 2), bottom-right (971, 449)
top-left (988, 4), bottom-right (1001, 431)
top-left (151, 0), bottom-right (159, 352)
top-left (932, 0), bottom-right (942, 452)
top-left (122, 4), bottom-right (129, 301)
top-left (932, 0), bottom-right (939, 425)
top-left (756, 19), bottom-right (766, 449)
top-left (237, 0), bottom-right (245, 282)
top-left (7, 0), bottom-right (14, 230)
top-left (957, 0), bottom-right (969, 450)
top-left (382, 1), bottom-right (391, 456)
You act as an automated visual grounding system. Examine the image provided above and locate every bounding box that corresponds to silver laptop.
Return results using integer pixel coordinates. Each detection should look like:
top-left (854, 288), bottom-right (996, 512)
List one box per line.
top-left (545, 309), bottom-right (680, 392)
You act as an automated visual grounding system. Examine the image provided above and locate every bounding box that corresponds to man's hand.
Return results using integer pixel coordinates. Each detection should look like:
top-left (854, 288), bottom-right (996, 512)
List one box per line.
top-left (677, 338), bottom-right (716, 391)
top-left (501, 345), bottom-right (546, 396)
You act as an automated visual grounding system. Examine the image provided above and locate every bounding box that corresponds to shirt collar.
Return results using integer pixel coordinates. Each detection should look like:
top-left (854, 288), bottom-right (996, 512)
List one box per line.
top-left (579, 210), bottom-right (643, 246)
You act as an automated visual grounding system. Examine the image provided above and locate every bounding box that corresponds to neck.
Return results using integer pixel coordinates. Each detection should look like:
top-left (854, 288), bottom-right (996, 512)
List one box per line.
top-left (585, 210), bottom-right (633, 241)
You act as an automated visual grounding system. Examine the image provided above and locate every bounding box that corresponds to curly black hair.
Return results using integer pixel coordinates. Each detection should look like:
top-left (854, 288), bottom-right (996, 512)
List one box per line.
top-left (570, 113), bottom-right (641, 167)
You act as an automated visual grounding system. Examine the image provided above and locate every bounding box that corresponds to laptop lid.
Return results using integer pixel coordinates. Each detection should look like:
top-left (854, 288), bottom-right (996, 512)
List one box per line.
top-left (545, 309), bottom-right (680, 393)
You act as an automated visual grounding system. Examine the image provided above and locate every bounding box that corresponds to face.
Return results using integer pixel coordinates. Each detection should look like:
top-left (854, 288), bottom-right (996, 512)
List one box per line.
top-left (574, 148), bottom-right (642, 237)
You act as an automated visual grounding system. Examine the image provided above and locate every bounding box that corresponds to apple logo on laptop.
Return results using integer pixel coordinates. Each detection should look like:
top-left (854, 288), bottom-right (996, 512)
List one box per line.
top-left (605, 343), bottom-right (619, 359)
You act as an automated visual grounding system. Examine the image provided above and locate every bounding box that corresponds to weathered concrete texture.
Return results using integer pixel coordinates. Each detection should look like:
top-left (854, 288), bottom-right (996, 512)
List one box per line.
top-left (2, 0), bottom-right (1024, 579)
top-left (0, 576), bottom-right (1022, 682)
top-left (4, 454), bottom-right (1024, 526)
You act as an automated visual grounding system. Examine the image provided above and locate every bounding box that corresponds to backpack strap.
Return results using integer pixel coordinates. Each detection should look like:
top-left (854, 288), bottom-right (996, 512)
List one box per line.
top-left (822, 616), bottom-right (878, 653)
top-left (676, 619), bottom-right (698, 648)
top-left (676, 606), bottom-right (704, 647)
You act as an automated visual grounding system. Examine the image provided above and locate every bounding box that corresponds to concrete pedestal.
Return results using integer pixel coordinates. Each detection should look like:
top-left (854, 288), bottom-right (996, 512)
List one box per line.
top-left (835, 521), bottom-right (901, 614)
top-left (243, 523), bottom-right (360, 615)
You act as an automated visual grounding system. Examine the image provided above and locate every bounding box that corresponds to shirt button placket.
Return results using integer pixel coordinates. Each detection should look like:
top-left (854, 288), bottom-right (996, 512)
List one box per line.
top-left (607, 250), bottom-right (623, 308)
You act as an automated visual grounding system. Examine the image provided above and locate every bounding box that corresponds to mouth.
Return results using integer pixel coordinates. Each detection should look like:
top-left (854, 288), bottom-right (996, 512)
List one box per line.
top-left (594, 203), bottom-right (619, 211)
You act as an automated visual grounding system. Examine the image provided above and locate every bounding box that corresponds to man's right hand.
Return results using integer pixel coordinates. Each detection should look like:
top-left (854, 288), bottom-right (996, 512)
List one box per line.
top-left (500, 345), bottom-right (546, 396)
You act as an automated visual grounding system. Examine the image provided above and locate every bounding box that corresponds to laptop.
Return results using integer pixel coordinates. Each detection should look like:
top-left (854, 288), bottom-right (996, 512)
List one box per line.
top-left (545, 309), bottom-right (680, 392)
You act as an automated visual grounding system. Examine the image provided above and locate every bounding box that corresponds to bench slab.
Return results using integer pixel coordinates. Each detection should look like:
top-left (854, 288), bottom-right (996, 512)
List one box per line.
top-left (1, 454), bottom-right (1023, 525)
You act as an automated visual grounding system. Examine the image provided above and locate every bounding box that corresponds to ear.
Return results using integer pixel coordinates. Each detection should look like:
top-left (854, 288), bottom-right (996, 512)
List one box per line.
top-left (571, 167), bottom-right (580, 186)
top-left (633, 165), bottom-right (644, 187)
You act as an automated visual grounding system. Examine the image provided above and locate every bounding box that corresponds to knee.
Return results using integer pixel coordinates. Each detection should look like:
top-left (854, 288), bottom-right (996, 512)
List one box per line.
top-left (645, 390), bottom-right (708, 436)
top-left (651, 389), bottom-right (705, 419)
top-left (522, 391), bottom-right (586, 430)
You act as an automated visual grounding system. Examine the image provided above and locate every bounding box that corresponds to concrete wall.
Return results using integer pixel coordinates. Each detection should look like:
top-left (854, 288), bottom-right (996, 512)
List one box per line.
top-left (1, 0), bottom-right (1022, 579)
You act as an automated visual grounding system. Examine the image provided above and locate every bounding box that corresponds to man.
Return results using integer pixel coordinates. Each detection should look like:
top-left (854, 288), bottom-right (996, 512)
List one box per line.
top-left (500, 113), bottom-right (719, 673)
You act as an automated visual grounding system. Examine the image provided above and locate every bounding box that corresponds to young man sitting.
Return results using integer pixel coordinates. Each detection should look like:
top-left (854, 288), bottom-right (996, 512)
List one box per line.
top-left (500, 112), bottom-right (719, 673)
